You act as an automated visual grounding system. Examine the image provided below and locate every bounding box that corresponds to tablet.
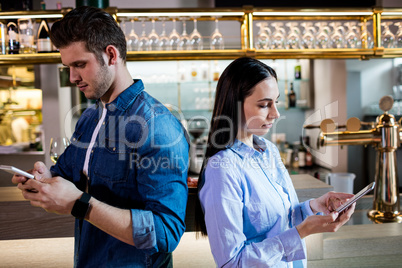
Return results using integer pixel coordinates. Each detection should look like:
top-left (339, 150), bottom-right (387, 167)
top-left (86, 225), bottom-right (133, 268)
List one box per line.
top-left (0, 165), bottom-right (35, 180)
top-left (336, 181), bottom-right (375, 213)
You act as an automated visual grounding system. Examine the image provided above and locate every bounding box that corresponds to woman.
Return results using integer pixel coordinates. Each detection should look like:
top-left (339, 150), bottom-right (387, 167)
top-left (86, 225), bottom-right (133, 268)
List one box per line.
top-left (195, 57), bottom-right (355, 267)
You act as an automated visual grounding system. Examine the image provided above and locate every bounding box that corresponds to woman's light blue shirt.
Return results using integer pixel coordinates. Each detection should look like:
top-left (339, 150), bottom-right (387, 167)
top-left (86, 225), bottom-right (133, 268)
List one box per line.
top-left (199, 136), bottom-right (314, 267)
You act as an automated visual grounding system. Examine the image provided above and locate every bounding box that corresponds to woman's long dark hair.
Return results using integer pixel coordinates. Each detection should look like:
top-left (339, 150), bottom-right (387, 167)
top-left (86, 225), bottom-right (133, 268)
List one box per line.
top-left (195, 57), bottom-right (277, 236)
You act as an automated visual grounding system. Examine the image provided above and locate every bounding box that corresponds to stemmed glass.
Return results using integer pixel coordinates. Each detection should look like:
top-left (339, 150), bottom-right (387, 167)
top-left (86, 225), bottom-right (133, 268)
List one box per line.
top-left (315, 22), bottom-right (330, 49)
top-left (138, 18), bottom-right (149, 51)
top-left (158, 18), bottom-right (169, 51)
top-left (271, 22), bottom-right (286, 49)
top-left (285, 22), bottom-right (301, 49)
top-left (211, 18), bottom-right (224, 50)
top-left (344, 22), bottom-right (360, 48)
top-left (190, 18), bottom-right (203, 50)
top-left (127, 19), bottom-right (139, 51)
top-left (381, 21), bottom-right (395, 48)
top-left (329, 22), bottom-right (345, 48)
top-left (169, 18), bottom-right (180, 50)
top-left (255, 22), bottom-right (270, 49)
top-left (394, 22), bottom-right (402, 48)
top-left (147, 18), bottom-right (160, 51)
top-left (49, 137), bottom-right (70, 164)
top-left (179, 18), bottom-right (191, 50)
top-left (359, 21), bottom-right (373, 48)
top-left (300, 22), bottom-right (316, 49)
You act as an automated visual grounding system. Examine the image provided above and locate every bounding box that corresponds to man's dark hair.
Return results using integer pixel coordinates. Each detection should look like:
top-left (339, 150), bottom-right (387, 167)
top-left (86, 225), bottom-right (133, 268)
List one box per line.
top-left (50, 6), bottom-right (127, 65)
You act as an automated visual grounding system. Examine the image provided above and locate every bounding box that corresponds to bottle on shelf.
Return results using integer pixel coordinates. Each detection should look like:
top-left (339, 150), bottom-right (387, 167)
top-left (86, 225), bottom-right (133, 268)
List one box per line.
top-left (288, 82), bottom-right (296, 107)
top-left (297, 137), bottom-right (306, 168)
top-left (18, 18), bottom-right (35, 54)
top-left (0, 22), bottom-right (6, 55)
top-left (305, 147), bottom-right (313, 168)
top-left (303, 136), bottom-right (313, 168)
top-left (7, 21), bottom-right (20, 54)
top-left (191, 63), bottom-right (198, 81)
top-left (291, 143), bottom-right (299, 169)
top-left (213, 60), bottom-right (220, 81)
top-left (294, 60), bottom-right (302, 79)
top-left (36, 19), bottom-right (52, 53)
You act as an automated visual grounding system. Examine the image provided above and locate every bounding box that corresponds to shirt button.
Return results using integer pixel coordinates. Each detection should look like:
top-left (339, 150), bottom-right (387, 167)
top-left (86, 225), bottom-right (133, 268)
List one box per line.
top-left (91, 150), bottom-right (94, 153)
top-left (73, 138), bottom-right (76, 141)
top-left (113, 147), bottom-right (116, 151)
top-left (102, 122), bottom-right (105, 125)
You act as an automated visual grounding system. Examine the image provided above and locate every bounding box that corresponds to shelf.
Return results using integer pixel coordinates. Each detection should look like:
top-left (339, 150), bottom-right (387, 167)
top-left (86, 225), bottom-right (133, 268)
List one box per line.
top-left (0, 53), bottom-right (61, 65)
top-left (0, 48), bottom-right (399, 65)
top-left (0, 7), bottom-right (401, 64)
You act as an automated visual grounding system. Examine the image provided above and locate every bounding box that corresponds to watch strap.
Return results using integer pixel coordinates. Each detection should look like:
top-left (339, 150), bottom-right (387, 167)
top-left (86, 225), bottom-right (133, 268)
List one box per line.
top-left (80, 192), bottom-right (91, 203)
top-left (71, 192), bottom-right (91, 220)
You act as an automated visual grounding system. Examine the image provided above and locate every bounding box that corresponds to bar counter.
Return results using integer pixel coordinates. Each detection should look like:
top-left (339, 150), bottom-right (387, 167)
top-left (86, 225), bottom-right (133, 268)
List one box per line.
top-left (3, 175), bottom-right (402, 267)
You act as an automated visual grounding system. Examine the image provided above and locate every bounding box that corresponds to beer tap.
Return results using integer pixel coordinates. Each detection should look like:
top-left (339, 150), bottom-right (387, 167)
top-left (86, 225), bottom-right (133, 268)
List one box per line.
top-left (311, 96), bottom-right (402, 223)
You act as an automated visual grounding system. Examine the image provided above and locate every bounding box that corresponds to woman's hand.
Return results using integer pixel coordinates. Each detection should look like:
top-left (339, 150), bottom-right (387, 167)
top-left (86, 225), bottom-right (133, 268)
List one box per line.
top-left (310, 191), bottom-right (354, 214)
top-left (296, 202), bottom-right (356, 239)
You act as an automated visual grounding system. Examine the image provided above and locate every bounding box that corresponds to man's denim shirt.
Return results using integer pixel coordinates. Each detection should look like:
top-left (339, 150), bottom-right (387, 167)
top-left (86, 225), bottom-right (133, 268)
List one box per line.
top-left (51, 80), bottom-right (189, 267)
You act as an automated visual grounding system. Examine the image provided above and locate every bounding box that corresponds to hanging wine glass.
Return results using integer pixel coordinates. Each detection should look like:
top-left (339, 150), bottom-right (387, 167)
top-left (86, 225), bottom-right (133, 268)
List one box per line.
top-left (158, 17), bottom-right (169, 51)
top-left (211, 18), bottom-right (224, 50)
top-left (169, 18), bottom-right (180, 50)
top-left (359, 21), bottom-right (374, 49)
top-left (127, 19), bottom-right (139, 51)
top-left (190, 18), bottom-right (203, 50)
top-left (271, 22), bottom-right (285, 49)
top-left (381, 21), bottom-right (395, 48)
top-left (344, 22), bottom-right (360, 48)
top-left (285, 22), bottom-right (301, 49)
top-left (300, 22), bottom-right (316, 49)
top-left (255, 22), bottom-right (270, 49)
top-left (138, 18), bottom-right (149, 51)
top-left (329, 22), bottom-right (345, 48)
top-left (179, 18), bottom-right (191, 50)
top-left (315, 22), bottom-right (330, 49)
top-left (120, 18), bottom-right (127, 37)
top-left (147, 18), bottom-right (160, 51)
top-left (394, 22), bottom-right (402, 48)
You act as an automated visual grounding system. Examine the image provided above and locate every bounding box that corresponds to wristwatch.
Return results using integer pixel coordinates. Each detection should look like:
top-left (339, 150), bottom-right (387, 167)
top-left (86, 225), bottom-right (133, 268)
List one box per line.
top-left (71, 192), bottom-right (91, 220)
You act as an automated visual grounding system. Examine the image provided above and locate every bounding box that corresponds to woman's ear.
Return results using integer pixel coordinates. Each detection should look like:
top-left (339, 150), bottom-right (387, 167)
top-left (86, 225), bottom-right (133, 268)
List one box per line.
top-left (105, 45), bottom-right (118, 65)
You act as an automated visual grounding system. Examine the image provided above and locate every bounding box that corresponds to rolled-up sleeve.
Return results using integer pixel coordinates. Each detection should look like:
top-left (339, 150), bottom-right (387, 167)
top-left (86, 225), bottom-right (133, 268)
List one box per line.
top-left (132, 113), bottom-right (189, 255)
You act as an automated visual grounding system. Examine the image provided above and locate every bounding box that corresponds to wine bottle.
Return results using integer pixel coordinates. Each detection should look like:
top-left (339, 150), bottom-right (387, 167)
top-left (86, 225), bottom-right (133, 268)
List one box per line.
top-left (7, 21), bottom-right (19, 54)
top-left (288, 82), bottom-right (296, 108)
top-left (298, 136), bottom-right (306, 168)
top-left (294, 60), bottom-right (301, 80)
top-left (36, 19), bottom-right (52, 53)
top-left (0, 22), bottom-right (6, 55)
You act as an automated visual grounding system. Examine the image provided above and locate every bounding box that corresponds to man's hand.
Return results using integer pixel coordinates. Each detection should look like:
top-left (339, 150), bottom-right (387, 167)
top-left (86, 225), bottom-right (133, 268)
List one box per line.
top-left (18, 176), bottom-right (82, 215)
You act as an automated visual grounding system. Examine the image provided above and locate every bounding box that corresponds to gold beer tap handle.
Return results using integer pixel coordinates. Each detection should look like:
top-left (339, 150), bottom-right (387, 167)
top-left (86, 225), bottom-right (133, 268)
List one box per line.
top-left (346, 117), bottom-right (361, 132)
top-left (320, 118), bottom-right (337, 133)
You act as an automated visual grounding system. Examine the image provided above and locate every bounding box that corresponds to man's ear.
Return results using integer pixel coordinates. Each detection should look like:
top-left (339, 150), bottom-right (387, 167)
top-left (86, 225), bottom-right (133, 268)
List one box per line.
top-left (105, 45), bottom-right (118, 65)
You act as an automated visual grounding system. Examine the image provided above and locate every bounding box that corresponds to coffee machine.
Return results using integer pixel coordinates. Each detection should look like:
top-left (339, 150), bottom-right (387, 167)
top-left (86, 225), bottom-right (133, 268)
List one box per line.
top-left (188, 117), bottom-right (208, 174)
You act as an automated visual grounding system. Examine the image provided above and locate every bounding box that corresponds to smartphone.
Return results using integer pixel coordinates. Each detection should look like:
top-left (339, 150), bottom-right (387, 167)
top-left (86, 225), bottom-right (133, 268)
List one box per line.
top-left (336, 181), bottom-right (375, 213)
top-left (0, 165), bottom-right (35, 180)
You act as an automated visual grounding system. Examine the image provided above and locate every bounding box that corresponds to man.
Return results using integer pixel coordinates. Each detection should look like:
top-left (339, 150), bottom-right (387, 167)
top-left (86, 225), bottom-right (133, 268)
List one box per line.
top-left (12, 6), bottom-right (189, 267)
